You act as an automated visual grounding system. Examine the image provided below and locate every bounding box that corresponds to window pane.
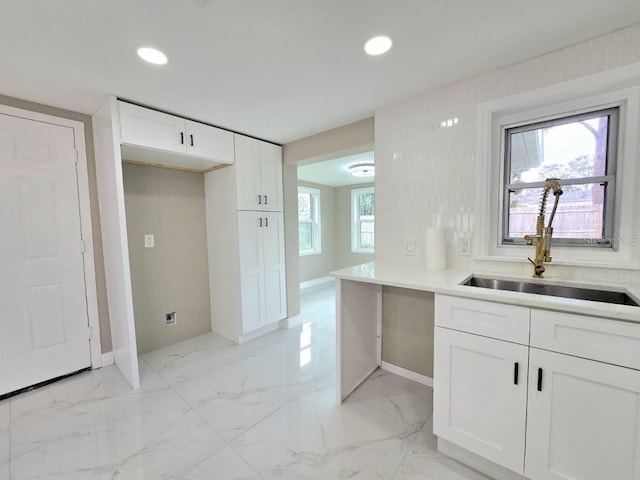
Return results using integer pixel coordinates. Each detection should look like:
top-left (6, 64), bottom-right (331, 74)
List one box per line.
top-left (360, 218), bottom-right (375, 249)
top-left (507, 183), bottom-right (605, 240)
top-left (299, 222), bottom-right (312, 250)
top-left (358, 193), bottom-right (375, 216)
top-left (298, 192), bottom-right (311, 223)
top-left (508, 113), bottom-right (609, 184)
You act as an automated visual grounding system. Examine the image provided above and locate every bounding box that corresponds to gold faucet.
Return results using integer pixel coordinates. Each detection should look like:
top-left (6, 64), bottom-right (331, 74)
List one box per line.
top-left (523, 179), bottom-right (563, 278)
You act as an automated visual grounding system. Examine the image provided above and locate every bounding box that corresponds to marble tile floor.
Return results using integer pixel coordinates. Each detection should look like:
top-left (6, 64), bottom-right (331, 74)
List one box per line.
top-left (0, 282), bottom-right (489, 479)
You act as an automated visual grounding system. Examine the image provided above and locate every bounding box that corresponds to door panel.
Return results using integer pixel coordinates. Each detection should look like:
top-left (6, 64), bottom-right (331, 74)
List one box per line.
top-left (262, 213), bottom-right (286, 324)
top-left (526, 348), bottom-right (640, 480)
top-left (185, 120), bottom-right (234, 163)
top-left (0, 113), bottom-right (91, 396)
top-left (234, 135), bottom-right (262, 210)
top-left (119, 101), bottom-right (185, 154)
top-left (259, 142), bottom-right (283, 211)
top-left (434, 327), bottom-right (528, 474)
top-left (238, 212), bottom-right (265, 333)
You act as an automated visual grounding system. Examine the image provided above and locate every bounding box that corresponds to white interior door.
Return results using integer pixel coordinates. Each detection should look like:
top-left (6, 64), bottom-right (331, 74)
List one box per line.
top-left (0, 112), bottom-right (91, 396)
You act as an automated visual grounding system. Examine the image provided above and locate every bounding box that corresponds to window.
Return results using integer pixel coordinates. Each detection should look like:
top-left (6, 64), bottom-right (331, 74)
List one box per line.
top-left (298, 186), bottom-right (321, 255)
top-left (351, 187), bottom-right (375, 253)
top-left (503, 107), bottom-right (618, 247)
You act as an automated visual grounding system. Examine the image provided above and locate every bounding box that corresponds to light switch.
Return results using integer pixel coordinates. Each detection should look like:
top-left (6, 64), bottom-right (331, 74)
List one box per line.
top-left (405, 238), bottom-right (415, 256)
top-left (144, 234), bottom-right (155, 248)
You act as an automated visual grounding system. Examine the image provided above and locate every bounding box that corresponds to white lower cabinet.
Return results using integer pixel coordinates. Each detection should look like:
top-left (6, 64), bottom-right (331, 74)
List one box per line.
top-left (435, 294), bottom-right (640, 480)
top-left (238, 211), bottom-right (286, 334)
top-left (525, 348), bottom-right (640, 480)
top-left (434, 327), bottom-right (528, 474)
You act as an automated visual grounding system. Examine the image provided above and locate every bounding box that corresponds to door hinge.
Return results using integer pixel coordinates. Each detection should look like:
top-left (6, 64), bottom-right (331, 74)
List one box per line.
top-left (80, 239), bottom-right (86, 253)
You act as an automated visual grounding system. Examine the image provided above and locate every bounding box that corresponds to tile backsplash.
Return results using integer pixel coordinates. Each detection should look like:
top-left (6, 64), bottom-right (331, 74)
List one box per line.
top-left (375, 24), bottom-right (640, 284)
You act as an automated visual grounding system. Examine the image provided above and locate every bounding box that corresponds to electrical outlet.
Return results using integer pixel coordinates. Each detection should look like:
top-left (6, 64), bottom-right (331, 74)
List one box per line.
top-left (458, 238), bottom-right (471, 256)
top-left (144, 234), bottom-right (155, 248)
top-left (404, 238), bottom-right (415, 256)
top-left (165, 312), bottom-right (176, 326)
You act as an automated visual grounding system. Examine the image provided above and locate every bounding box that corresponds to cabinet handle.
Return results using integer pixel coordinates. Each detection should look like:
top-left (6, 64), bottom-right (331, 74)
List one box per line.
top-left (180, 132), bottom-right (184, 144)
top-left (264, 195), bottom-right (268, 205)
top-left (190, 134), bottom-right (194, 147)
top-left (259, 218), bottom-right (262, 227)
top-left (513, 362), bottom-right (519, 385)
top-left (265, 217), bottom-right (268, 227)
top-left (537, 368), bottom-right (543, 392)
top-left (258, 194), bottom-right (262, 205)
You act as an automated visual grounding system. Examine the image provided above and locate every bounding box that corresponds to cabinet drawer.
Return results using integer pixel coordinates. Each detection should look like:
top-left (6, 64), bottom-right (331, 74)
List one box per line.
top-left (530, 309), bottom-right (640, 370)
top-left (435, 295), bottom-right (530, 344)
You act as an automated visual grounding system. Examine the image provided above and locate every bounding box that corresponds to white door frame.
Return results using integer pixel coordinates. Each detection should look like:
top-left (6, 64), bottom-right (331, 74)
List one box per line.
top-left (0, 104), bottom-right (103, 369)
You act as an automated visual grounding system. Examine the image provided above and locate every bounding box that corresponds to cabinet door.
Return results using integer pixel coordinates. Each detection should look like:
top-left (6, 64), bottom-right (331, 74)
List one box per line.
top-left (235, 135), bottom-right (262, 210)
top-left (260, 142), bottom-right (283, 211)
top-left (525, 348), bottom-right (640, 480)
top-left (434, 327), bottom-right (528, 474)
top-left (119, 101), bottom-right (185, 154)
top-left (185, 120), bottom-right (235, 163)
top-left (238, 212), bottom-right (265, 334)
top-left (262, 212), bottom-right (287, 324)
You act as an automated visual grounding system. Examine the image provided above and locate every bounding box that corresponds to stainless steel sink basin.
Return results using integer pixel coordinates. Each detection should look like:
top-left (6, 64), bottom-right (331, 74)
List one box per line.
top-left (462, 276), bottom-right (639, 307)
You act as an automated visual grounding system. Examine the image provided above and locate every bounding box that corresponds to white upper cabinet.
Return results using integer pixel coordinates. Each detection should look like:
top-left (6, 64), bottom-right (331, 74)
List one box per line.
top-left (234, 134), bottom-right (283, 211)
top-left (118, 101), bottom-right (234, 170)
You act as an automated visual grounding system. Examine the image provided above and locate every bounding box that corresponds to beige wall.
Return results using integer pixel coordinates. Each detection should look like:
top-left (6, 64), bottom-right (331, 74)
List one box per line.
top-left (298, 180), bottom-right (336, 283)
top-left (283, 117), bottom-right (374, 166)
top-left (381, 287), bottom-right (435, 377)
top-left (0, 94), bottom-right (112, 353)
top-left (335, 182), bottom-right (375, 269)
top-left (122, 163), bottom-right (211, 354)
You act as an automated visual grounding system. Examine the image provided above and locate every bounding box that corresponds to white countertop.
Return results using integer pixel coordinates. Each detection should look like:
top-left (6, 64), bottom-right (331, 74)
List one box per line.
top-left (330, 262), bottom-right (640, 323)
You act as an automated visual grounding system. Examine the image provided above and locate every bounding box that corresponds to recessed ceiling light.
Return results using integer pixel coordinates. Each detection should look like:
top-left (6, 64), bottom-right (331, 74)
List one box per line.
top-left (137, 47), bottom-right (168, 65)
top-left (364, 36), bottom-right (392, 56)
top-left (349, 163), bottom-right (375, 177)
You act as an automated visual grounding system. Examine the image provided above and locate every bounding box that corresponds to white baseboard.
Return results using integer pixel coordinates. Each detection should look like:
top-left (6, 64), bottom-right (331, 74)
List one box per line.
top-left (280, 314), bottom-right (304, 329)
top-left (438, 439), bottom-right (525, 480)
top-left (101, 351), bottom-right (114, 367)
top-left (300, 276), bottom-right (334, 290)
top-left (237, 322), bottom-right (281, 344)
top-left (381, 361), bottom-right (433, 387)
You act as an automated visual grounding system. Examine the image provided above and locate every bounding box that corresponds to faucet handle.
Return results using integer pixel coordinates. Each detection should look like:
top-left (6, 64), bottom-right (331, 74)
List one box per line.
top-left (527, 257), bottom-right (536, 266)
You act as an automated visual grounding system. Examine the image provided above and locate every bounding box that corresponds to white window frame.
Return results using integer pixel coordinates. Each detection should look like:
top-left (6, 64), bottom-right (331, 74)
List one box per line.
top-left (351, 186), bottom-right (375, 254)
top-left (298, 186), bottom-right (322, 256)
top-left (502, 107), bottom-right (619, 247)
top-left (477, 67), bottom-right (640, 267)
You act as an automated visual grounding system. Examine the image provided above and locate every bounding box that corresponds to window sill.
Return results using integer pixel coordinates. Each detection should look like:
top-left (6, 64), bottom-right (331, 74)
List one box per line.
top-left (299, 250), bottom-right (323, 257)
top-left (352, 249), bottom-right (374, 255)
top-left (474, 255), bottom-right (640, 271)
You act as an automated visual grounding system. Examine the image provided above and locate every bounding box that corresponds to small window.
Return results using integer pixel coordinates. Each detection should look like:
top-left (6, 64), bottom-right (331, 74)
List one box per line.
top-left (503, 108), bottom-right (618, 247)
top-left (351, 187), bottom-right (375, 253)
top-left (298, 186), bottom-right (321, 255)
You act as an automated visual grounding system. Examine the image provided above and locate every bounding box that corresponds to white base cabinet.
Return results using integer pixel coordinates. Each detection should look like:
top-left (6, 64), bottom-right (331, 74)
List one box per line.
top-left (434, 328), bottom-right (528, 474)
top-left (525, 348), bottom-right (640, 480)
top-left (435, 294), bottom-right (640, 480)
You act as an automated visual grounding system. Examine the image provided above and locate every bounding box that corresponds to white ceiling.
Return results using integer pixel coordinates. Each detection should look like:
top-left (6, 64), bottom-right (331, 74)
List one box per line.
top-left (298, 151), bottom-right (375, 187)
top-left (2, 1), bottom-right (640, 144)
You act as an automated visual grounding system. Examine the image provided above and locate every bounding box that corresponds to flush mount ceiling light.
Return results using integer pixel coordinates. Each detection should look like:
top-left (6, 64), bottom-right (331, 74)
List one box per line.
top-left (137, 47), bottom-right (168, 65)
top-left (364, 36), bottom-right (392, 56)
top-left (349, 163), bottom-right (375, 177)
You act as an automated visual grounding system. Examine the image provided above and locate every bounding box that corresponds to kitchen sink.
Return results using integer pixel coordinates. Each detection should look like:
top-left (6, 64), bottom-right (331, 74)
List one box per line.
top-left (462, 276), bottom-right (640, 307)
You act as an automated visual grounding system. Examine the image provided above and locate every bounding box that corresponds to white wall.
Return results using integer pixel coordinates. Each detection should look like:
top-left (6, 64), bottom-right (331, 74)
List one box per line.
top-left (375, 24), bottom-right (640, 284)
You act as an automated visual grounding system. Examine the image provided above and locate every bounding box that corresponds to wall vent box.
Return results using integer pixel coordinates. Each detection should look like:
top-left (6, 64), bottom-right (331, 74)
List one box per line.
top-left (165, 312), bottom-right (177, 326)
